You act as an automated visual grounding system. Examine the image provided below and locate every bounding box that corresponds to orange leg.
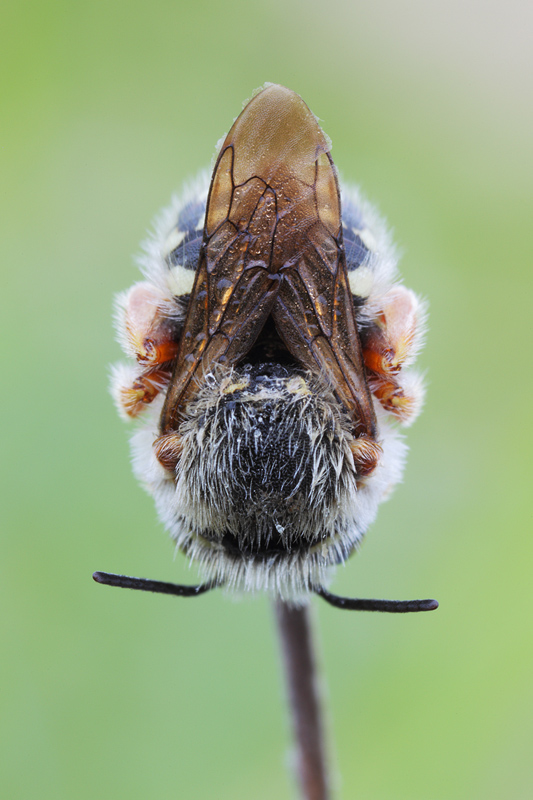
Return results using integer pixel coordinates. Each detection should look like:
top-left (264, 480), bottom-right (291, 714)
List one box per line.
top-left (110, 363), bottom-right (172, 419)
top-left (361, 287), bottom-right (426, 425)
top-left (153, 431), bottom-right (182, 473)
top-left (115, 281), bottom-right (181, 367)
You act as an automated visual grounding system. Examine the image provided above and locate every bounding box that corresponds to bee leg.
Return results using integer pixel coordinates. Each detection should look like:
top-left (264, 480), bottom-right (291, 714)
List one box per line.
top-left (367, 369), bottom-right (426, 426)
top-left (93, 571), bottom-right (221, 597)
top-left (361, 286), bottom-right (426, 425)
top-left (115, 281), bottom-right (181, 367)
top-left (110, 362), bottom-right (172, 419)
top-left (314, 587), bottom-right (438, 612)
top-left (110, 281), bottom-right (182, 419)
top-left (152, 431), bottom-right (182, 473)
top-left (349, 434), bottom-right (382, 477)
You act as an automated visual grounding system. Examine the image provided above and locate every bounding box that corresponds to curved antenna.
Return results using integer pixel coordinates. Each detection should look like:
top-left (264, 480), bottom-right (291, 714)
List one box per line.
top-left (315, 586), bottom-right (438, 613)
top-left (92, 571), bottom-right (221, 598)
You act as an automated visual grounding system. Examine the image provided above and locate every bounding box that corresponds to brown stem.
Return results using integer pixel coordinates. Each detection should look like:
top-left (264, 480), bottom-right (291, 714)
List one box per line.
top-left (274, 600), bottom-right (331, 800)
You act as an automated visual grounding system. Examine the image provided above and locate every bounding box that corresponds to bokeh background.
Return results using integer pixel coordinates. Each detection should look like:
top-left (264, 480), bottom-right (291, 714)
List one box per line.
top-left (2, 1), bottom-right (532, 798)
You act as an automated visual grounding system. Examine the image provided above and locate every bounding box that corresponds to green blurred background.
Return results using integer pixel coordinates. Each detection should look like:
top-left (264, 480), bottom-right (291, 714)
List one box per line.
top-left (2, 1), bottom-right (532, 798)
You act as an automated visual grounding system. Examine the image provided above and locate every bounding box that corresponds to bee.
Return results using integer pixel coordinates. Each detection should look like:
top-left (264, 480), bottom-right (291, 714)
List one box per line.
top-left (98, 84), bottom-right (436, 612)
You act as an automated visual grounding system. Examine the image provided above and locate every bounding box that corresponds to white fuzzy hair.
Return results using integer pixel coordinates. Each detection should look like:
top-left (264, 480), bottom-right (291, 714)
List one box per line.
top-left (136, 173), bottom-right (210, 296)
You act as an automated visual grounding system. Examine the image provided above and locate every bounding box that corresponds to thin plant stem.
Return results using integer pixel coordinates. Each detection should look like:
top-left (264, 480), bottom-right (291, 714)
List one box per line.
top-left (274, 600), bottom-right (331, 800)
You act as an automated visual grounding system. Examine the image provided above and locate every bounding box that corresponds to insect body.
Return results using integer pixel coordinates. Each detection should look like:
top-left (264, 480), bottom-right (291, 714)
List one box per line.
top-left (110, 84), bottom-right (427, 601)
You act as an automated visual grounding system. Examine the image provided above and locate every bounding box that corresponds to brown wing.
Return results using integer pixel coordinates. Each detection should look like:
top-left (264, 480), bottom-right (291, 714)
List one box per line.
top-left (272, 149), bottom-right (377, 439)
top-left (160, 129), bottom-right (281, 433)
top-left (161, 84), bottom-right (377, 443)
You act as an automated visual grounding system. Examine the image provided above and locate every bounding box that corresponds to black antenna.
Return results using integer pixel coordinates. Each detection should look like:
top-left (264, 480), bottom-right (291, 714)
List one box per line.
top-left (93, 572), bottom-right (438, 612)
top-left (315, 586), bottom-right (438, 613)
top-left (92, 571), bottom-right (220, 597)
